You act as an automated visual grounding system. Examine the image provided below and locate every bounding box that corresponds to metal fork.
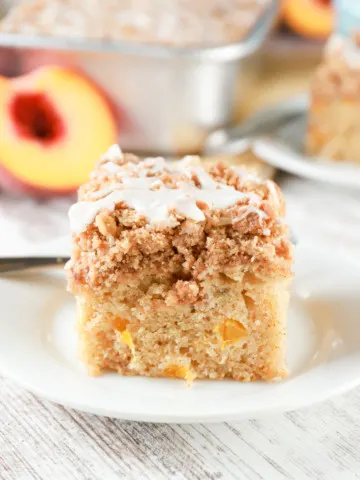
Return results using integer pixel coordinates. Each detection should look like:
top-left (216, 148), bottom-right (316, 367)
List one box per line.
top-left (0, 257), bottom-right (70, 274)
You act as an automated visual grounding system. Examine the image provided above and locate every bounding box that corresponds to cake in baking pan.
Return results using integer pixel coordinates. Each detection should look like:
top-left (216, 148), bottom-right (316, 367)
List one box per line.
top-left (0, 0), bottom-right (270, 47)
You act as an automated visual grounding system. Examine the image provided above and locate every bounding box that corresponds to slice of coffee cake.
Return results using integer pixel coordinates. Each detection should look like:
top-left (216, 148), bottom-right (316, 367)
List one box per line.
top-left (307, 34), bottom-right (360, 163)
top-left (67, 145), bottom-right (293, 381)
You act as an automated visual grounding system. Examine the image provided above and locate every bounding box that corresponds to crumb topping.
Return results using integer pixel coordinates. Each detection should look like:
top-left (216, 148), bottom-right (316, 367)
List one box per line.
top-left (312, 34), bottom-right (360, 99)
top-left (0, 0), bottom-right (269, 47)
top-left (69, 145), bottom-right (270, 234)
top-left (67, 145), bottom-right (292, 294)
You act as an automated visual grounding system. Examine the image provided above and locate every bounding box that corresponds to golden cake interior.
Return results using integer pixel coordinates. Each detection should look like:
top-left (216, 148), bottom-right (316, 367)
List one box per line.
top-left (67, 146), bottom-right (293, 381)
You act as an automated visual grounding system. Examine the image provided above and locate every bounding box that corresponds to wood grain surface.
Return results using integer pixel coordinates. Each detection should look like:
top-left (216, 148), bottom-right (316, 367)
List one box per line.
top-left (1, 377), bottom-right (360, 480)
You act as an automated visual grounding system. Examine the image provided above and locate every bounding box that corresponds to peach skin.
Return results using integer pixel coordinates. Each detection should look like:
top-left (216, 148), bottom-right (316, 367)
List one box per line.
top-left (282, 0), bottom-right (334, 39)
top-left (0, 66), bottom-right (117, 195)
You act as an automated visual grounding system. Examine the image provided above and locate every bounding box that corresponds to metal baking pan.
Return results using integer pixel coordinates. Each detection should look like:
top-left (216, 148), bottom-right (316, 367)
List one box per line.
top-left (0, 0), bottom-right (277, 155)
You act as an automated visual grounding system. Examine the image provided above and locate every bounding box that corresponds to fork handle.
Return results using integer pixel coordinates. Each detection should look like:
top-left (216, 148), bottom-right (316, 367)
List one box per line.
top-left (0, 257), bottom-right (70, 274)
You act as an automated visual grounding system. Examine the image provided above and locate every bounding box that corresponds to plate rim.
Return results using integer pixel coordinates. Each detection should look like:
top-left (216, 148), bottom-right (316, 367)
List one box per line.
top-left (204, 93), bottom-right (360, 190)
top-left (1, 243), bottom-right (360, 423)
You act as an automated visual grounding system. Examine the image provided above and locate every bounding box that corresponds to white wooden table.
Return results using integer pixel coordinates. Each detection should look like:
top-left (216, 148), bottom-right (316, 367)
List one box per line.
top-left (1, 175), bottom-right (360, 480)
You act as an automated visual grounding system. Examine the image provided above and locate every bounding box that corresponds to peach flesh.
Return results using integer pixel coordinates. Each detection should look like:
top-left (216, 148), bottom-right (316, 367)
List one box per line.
top-left (9, 92), bottom-right (65, 145)
top-left (0, 66), bottom-right (118, 194)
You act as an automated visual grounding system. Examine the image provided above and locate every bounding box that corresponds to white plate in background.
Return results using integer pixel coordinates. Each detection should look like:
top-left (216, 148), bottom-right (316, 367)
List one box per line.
top-left (0, 243), bottom-right (359, 423)
top-left (205, 94), bottom-right (360, 189)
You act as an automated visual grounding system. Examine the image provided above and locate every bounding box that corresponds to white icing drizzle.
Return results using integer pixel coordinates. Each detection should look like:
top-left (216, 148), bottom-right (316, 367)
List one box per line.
top-left (266, 180), bottom-right (280, 207)
top-left (233, 166), bottom-right (261, 184)
top-left (88, 183), bottom-right (123, 199)
top-left (100, 156), bottom-right (167, 177)
top-left (101, 161), bottom-right (123, 173)
top-left (233, 205), bottom-right (268, 225)
top-left (100, 144), bottom-right (123, 162)
top-left (140, 157), bottom-right (168, 174)
top-left (174, 155), bottom-right (202, 170)
top-left (69, 146), bottom-right (267, 233)
top-left (326, 34), bottom-right (360, 70)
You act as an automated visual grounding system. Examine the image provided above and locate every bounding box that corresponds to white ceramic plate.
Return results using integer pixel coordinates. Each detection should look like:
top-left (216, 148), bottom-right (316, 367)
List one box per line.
top-left (205, 94), bottom-right (360, 189)
top-left (1, 243), bottom-right (360, 423)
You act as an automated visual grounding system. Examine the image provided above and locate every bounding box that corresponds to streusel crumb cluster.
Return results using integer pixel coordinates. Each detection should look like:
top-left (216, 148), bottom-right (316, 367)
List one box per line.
top-left (68, 147), bottom-right (291, 294)
top-left (1, 0), bottom-right (269, 46)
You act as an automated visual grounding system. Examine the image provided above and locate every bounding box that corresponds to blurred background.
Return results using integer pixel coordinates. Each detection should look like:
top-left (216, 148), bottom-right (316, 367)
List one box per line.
top-left (0, 1), bottom-right (338, 193)
top-left (0, 0), bottom-right (358, 253)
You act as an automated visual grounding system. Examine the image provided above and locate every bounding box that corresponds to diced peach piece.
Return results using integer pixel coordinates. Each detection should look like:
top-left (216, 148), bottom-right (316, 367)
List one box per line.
top-left (164, 365), bottom-right (189, 379)
top-left (217, 319), bottom-right (247, 346)
top-left (0, 66), bottom-right (117, 195)
top-left (121, 330), bottom-right (134, 351)
top-left (112, 316), bottom-right (129, 332)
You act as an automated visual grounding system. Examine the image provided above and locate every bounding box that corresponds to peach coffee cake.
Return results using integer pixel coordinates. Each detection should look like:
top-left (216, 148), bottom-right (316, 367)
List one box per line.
top-left (307, 34), bottom-right (360, 163)
top-left (66, 145), bottom-right (293, 382)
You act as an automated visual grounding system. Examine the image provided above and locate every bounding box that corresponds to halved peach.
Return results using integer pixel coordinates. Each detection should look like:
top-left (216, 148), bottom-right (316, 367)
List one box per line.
top-left (0, 74), bottom-right (8, 90)
top-left (19, 51), bottom-right (135, 141)
top-left (282, 0), bottom-right (333, 39)
top-left (0, 66), bottom-right (117, 195)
